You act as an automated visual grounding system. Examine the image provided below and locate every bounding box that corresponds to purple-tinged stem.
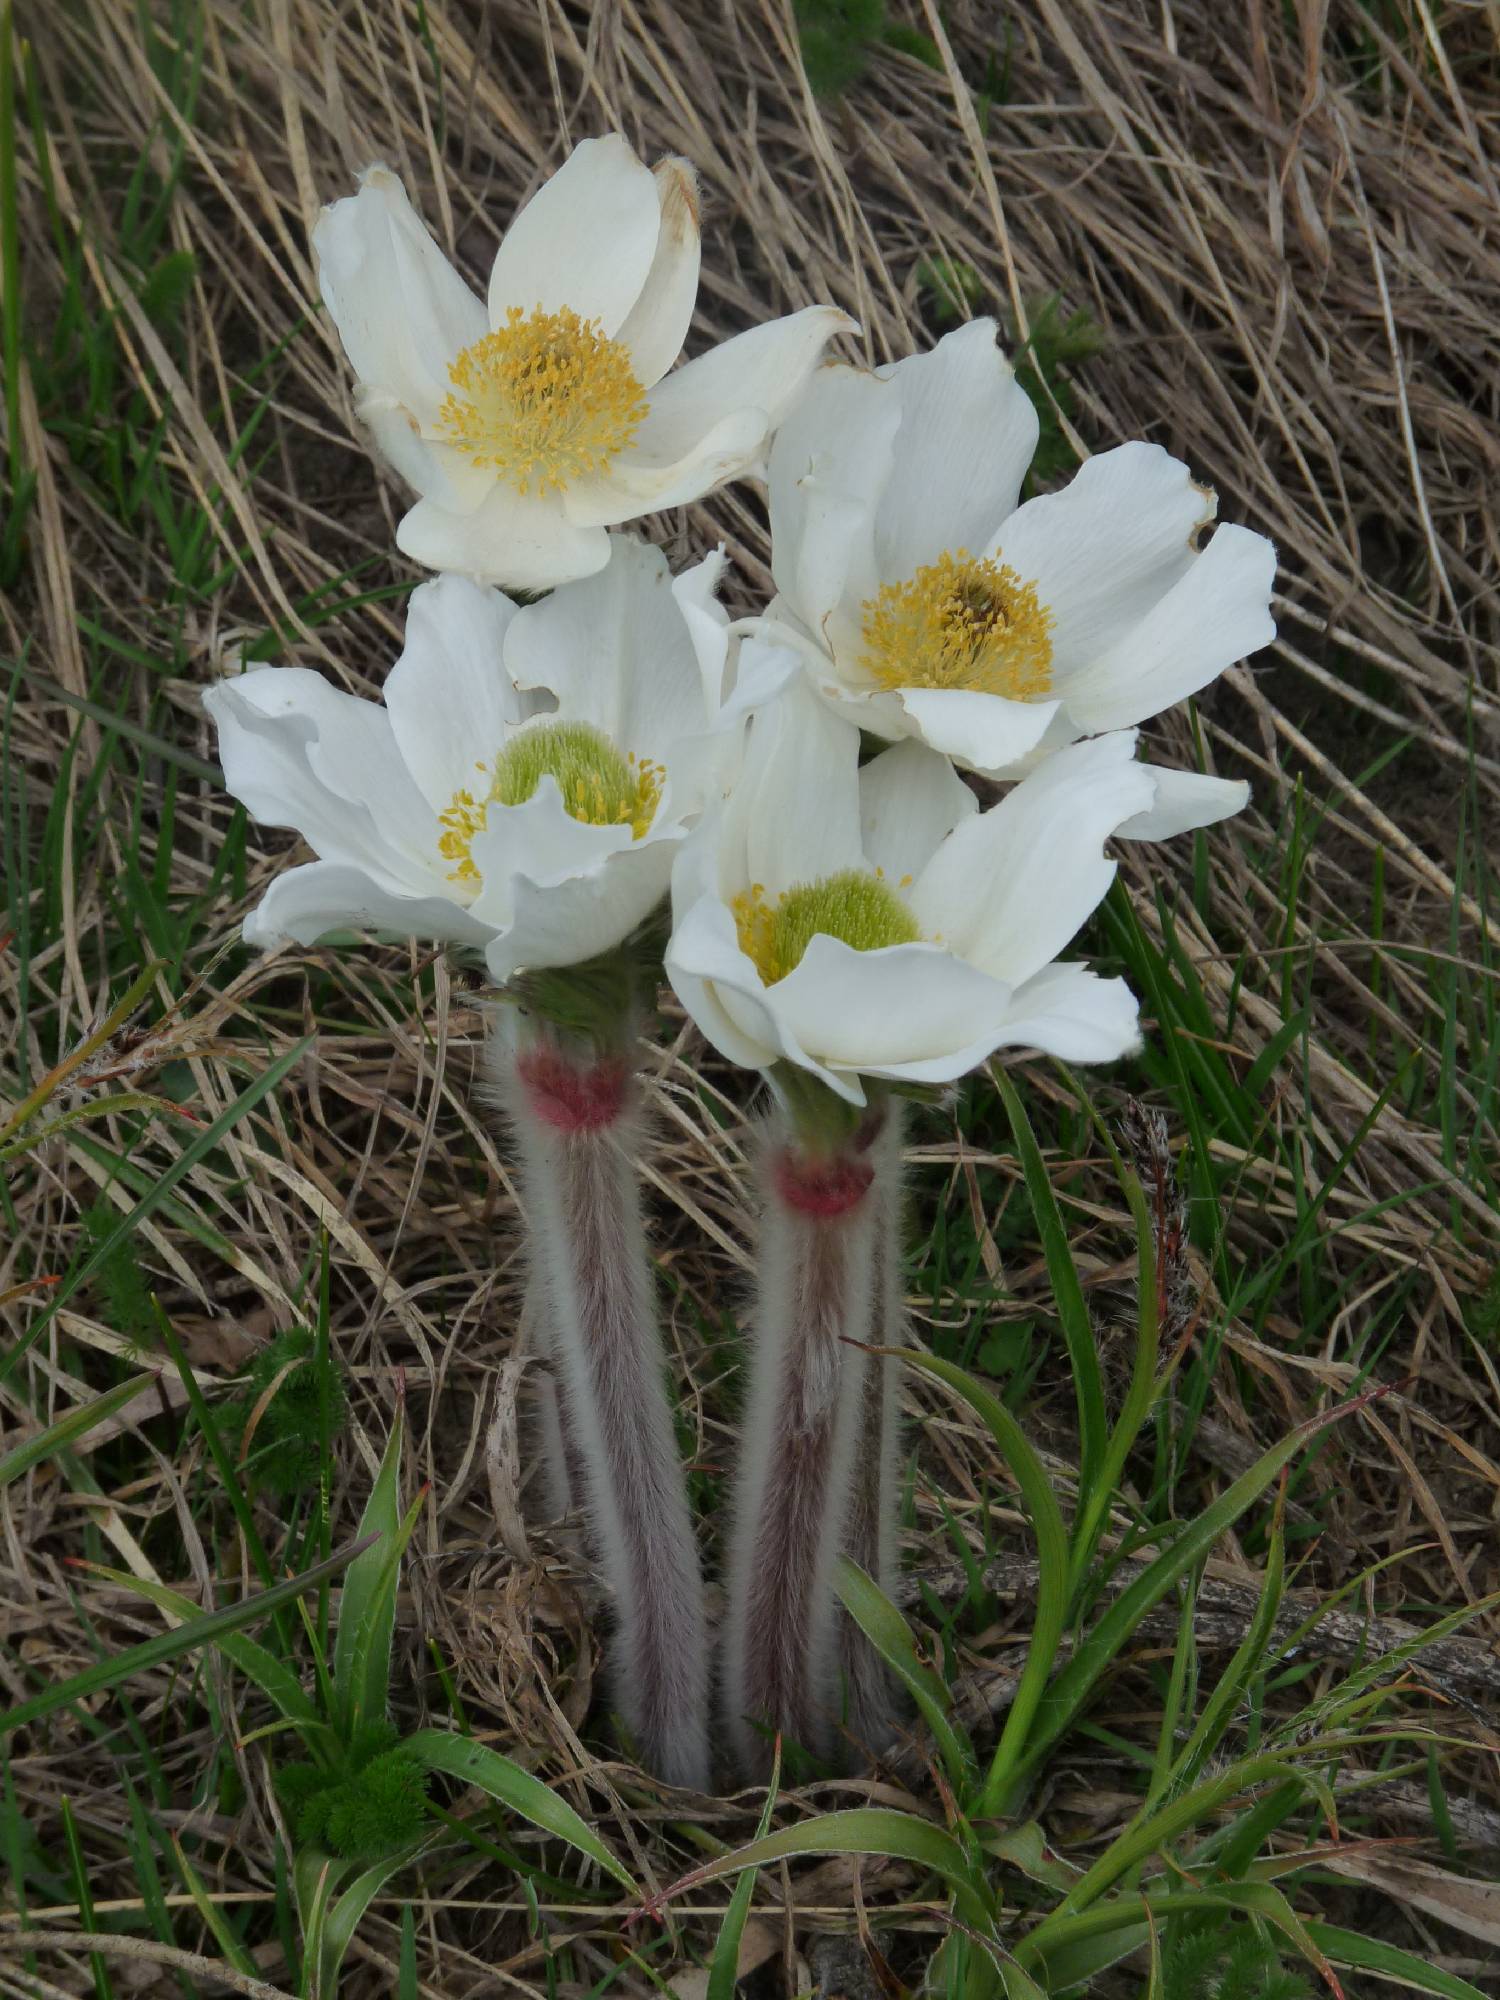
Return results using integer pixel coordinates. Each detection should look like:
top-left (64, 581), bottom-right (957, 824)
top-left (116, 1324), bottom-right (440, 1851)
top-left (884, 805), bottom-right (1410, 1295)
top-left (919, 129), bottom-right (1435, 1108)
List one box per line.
top-left (838, 1104), bottom-right (906, 1758)
top-left (491, 1019), bottom-right (710, 1791)
top-left (723, 1113), bottom-right (881, 1780)
top-left (520, 1272), bottom-right (587, 1526)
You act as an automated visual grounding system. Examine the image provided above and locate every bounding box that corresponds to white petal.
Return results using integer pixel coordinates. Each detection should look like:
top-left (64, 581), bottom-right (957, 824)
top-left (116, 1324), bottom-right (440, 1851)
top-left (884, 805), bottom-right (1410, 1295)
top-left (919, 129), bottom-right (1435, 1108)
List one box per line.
top-left (243, 859), bottom-right (494, 952)
top-left (467, 781), bottom-right (638, 913)
top-left (358, 394), bottom-right (493, 512)
top-left (1117, 768), bottom-right (1251, 841)
top-left (911, 731), bottom-right (1154, 985)
top-left (858, 738), bottom-right (976, 881)
top-left (614, 157), bottom-right (701, 386)
top-left (874, 320), bottom-right (1039, 581)
top-left (486, 135), bottom-right (662, 336)
top-left (736, 679), bottom-right (865, 897)
top-left (205, 672), bottom-right (437, 894)
top-left (561, 307), bottom-right (855, 526)
top-left (716, 633), bottom-right (802, 727)
top-left (768, 937), bottom-right (1015, 1073)
top-left (313, 167), bottom-right (486, 420)
top-left (1060, 524), bottom-right (1277, 731)
top-left (483, 839), bottom-right (677, 981)
top-left (672, 545), bottom-right (731, 711)
top-left (383, 575), bottom-right (536, 814)
top-left (766, 363), bottom-right (898, 642)
top-left (989, 442), bottom-right (1216, 674)
top-left (396, 485), bottom-right (611, 590)
top-left (990, 962), bottom-right (1142, 1063)
top-left (502, 536), bottom-right (707, 758)
top-left (559, 409), bottom-right (766, 525)
top-left (895, 686), bottom-right (1062, 772)
top-left (665, 893), bottom-right (799, 1078)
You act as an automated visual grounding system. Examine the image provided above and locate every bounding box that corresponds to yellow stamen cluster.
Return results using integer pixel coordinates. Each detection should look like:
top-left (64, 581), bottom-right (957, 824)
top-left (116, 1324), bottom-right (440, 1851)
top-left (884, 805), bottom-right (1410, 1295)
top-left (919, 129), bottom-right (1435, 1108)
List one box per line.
top-left (859, 550), bottom-right (1054, 700)
top-left (732, 869), bottom-right (920, 987)
top-left (438, 723), bottom-right (663, 887)
top-left (435, 305), bottom-right (648, 494)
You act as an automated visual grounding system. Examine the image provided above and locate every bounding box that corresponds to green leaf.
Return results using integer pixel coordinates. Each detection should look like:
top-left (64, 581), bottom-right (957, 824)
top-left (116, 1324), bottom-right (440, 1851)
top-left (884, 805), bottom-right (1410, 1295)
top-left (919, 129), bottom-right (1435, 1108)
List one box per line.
top-left (1012, 1386), bottom-right (1379, 1791)
top-left (76, 1563), bottom-right (329, 1734)
top-left (895, 1349), bottom-right (1069, 1817)
top-left (403, 1729), bottom-right (634, 1893)
top-left (657, 1808), bottom-right (994, 1936)
top-left (0, 1534), bottom-right (375, 1737)
top-left (1305, 1922), bottom-right (1493, 1999)
top-left (316, 1836), bottom-right (432, 1995)
top-left (334, 1406), bottom-right (405, 1735)
top-left (707, 1739), bottom-right (779, 2000)
top-left (1170, 1496), bottom-right (1285, 1789)
top-left (833, 1559), bottom-right (974, 1786)
top-left (0, 1371), bottom-right (158, 1487)
top-left (991, 1066), bottom-right (1108, 1495)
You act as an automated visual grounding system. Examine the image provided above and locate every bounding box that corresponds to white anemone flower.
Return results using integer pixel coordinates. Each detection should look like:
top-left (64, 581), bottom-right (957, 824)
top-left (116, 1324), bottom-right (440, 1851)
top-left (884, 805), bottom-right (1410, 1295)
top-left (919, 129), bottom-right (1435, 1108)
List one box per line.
top-left (665, 677), bottom-right (1158, 1106)
top-left (759, 318), bottom-right (1276, 836)
top-left (206, 537), bottom-right (780, 982)
top-left (313, 135), bottom-right (854, 591)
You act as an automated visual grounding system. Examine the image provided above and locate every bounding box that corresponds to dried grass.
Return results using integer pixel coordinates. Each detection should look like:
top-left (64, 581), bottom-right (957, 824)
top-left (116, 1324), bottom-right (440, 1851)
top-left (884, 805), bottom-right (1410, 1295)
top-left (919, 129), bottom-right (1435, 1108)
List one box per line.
top-left (4, 0), bottom-right (1499, 1992)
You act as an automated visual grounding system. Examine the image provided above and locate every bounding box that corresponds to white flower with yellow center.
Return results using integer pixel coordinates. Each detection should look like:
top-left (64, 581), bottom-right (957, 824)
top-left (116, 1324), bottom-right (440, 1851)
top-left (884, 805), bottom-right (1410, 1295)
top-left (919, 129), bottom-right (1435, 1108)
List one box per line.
top-left (314, 135), bottom-right (854, 591)
top-left (205, 538), bottom-right (777, 980)
top-left (759, 319), bottom-right (1277, 836)
top-left (665, 678), bottom-right (1157, 1106)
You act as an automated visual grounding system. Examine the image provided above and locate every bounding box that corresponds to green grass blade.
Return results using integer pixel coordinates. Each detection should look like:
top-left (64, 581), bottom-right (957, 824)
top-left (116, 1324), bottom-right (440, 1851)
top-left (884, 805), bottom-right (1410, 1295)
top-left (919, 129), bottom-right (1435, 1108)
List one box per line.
top-left (991, 1067), bottom-right (1108, 1493)
top-left (333, 1405), bottom-right (405, 1735)
top-left (895, 1349), bottom-right (1069, 1817)
top-left (655, 1808), bottom-right (993, 1936)
top-left (1169, 1494), bottom-right (1285, 1789)
top-left (0, 1533), bottom-right (375, 1737)
top-left (402, 1729), bottom-right (635, 1893)
top-left (1305, 1923), bottom-right (1492, 2000)
top-left (1, 1035), bottom-right (313, 1387)
top-left (0, 1371), bottom-right (158, 1487)
top-left (706, 1739), bottom-right (779, 2000)
top-left (1011, 1386), bottom-right (1382, 1791)
top-left (833, 1558), bottom-right (974, 1786)
top-left (75, 1563), bottom-right (328, 1733)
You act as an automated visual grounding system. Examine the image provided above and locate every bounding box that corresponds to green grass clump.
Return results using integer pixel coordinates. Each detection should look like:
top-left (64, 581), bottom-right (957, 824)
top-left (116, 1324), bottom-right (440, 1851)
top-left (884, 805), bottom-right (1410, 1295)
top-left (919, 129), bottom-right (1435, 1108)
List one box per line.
top-left (232, 1326), bottom-right (347, 1496)
top-left (1164, 1926), bottom-right (1314, 2000)
top-left (793, 0), bottom-right (939, 98)
top-left (1012, 293), bottom-right (1104, 486)
top-left (277, 1722), bottom-right (429, 1863)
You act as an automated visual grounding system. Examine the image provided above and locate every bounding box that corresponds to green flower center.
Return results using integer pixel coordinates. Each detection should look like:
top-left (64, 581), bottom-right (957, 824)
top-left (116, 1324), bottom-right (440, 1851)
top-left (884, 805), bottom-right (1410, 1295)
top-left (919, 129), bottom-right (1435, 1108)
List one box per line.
top-left (733, 868), bottom-right (920, 986)
top-left (438, 721), bottom-right (662, 885)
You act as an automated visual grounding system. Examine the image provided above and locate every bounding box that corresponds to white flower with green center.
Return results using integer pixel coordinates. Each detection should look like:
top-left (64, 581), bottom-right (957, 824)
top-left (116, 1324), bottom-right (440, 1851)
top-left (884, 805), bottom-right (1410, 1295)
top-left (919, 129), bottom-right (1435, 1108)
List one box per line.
top-left (313, 135), bottom-right (854, 592)
top-left (757, 319), bottom-right (1277, 835)
top-left (665, 677), bottom-right (1161, 1106)
top-left (205, 537), bottom-right (781, 980)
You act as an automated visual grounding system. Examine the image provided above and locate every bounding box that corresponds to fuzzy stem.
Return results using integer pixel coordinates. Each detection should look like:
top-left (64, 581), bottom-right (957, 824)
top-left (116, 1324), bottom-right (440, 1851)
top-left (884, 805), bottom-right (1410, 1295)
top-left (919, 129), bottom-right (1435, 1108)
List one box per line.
top-left (490, 1015), bottom-right (710, 1791)
top-left (723, 1109), bottom-right (881, 1779)
top-left (520, 1271), bottom-right (586, 1525)
top-left (837, 1104), bottom-right (906, 1757)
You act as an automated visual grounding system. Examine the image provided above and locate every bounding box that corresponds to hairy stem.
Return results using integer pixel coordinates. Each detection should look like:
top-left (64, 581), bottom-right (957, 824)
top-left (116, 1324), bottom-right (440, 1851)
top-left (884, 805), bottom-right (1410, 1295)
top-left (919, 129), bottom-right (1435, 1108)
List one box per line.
top-left (490, 1016), bottom-right (710, 1791)
top-left (520, 1270), bottom-right (586, 1525)
top-left (838, 1105), bottom-right (906, 1758)
top-left (723, 1112), bottom-right (881, 1780)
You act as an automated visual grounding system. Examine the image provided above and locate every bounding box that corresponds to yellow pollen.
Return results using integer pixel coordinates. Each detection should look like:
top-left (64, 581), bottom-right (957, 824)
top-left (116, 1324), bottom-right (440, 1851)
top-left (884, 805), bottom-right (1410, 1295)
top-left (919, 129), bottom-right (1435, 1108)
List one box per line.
top-left (434, 305), bottom-right (648, 494)
top-left (859, 550), bottom-right (1054, 700)
top-left (437, 723), bottom-right (662, 886)
top-left (732, 870), bottom-right (921, 986)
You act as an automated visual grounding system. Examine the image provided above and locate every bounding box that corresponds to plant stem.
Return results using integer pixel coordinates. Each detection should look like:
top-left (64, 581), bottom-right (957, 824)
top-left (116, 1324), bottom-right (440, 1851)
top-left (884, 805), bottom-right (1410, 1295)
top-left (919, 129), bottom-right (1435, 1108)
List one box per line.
top-left (723, 1102), bottom-right (882, 1779)
top-left (837, 1103), bottom-right (905, 1758)
top-left (519, 1270), bottom-right (586, 1526)
top-left (490, 1012), bottom-right (710, 1791)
